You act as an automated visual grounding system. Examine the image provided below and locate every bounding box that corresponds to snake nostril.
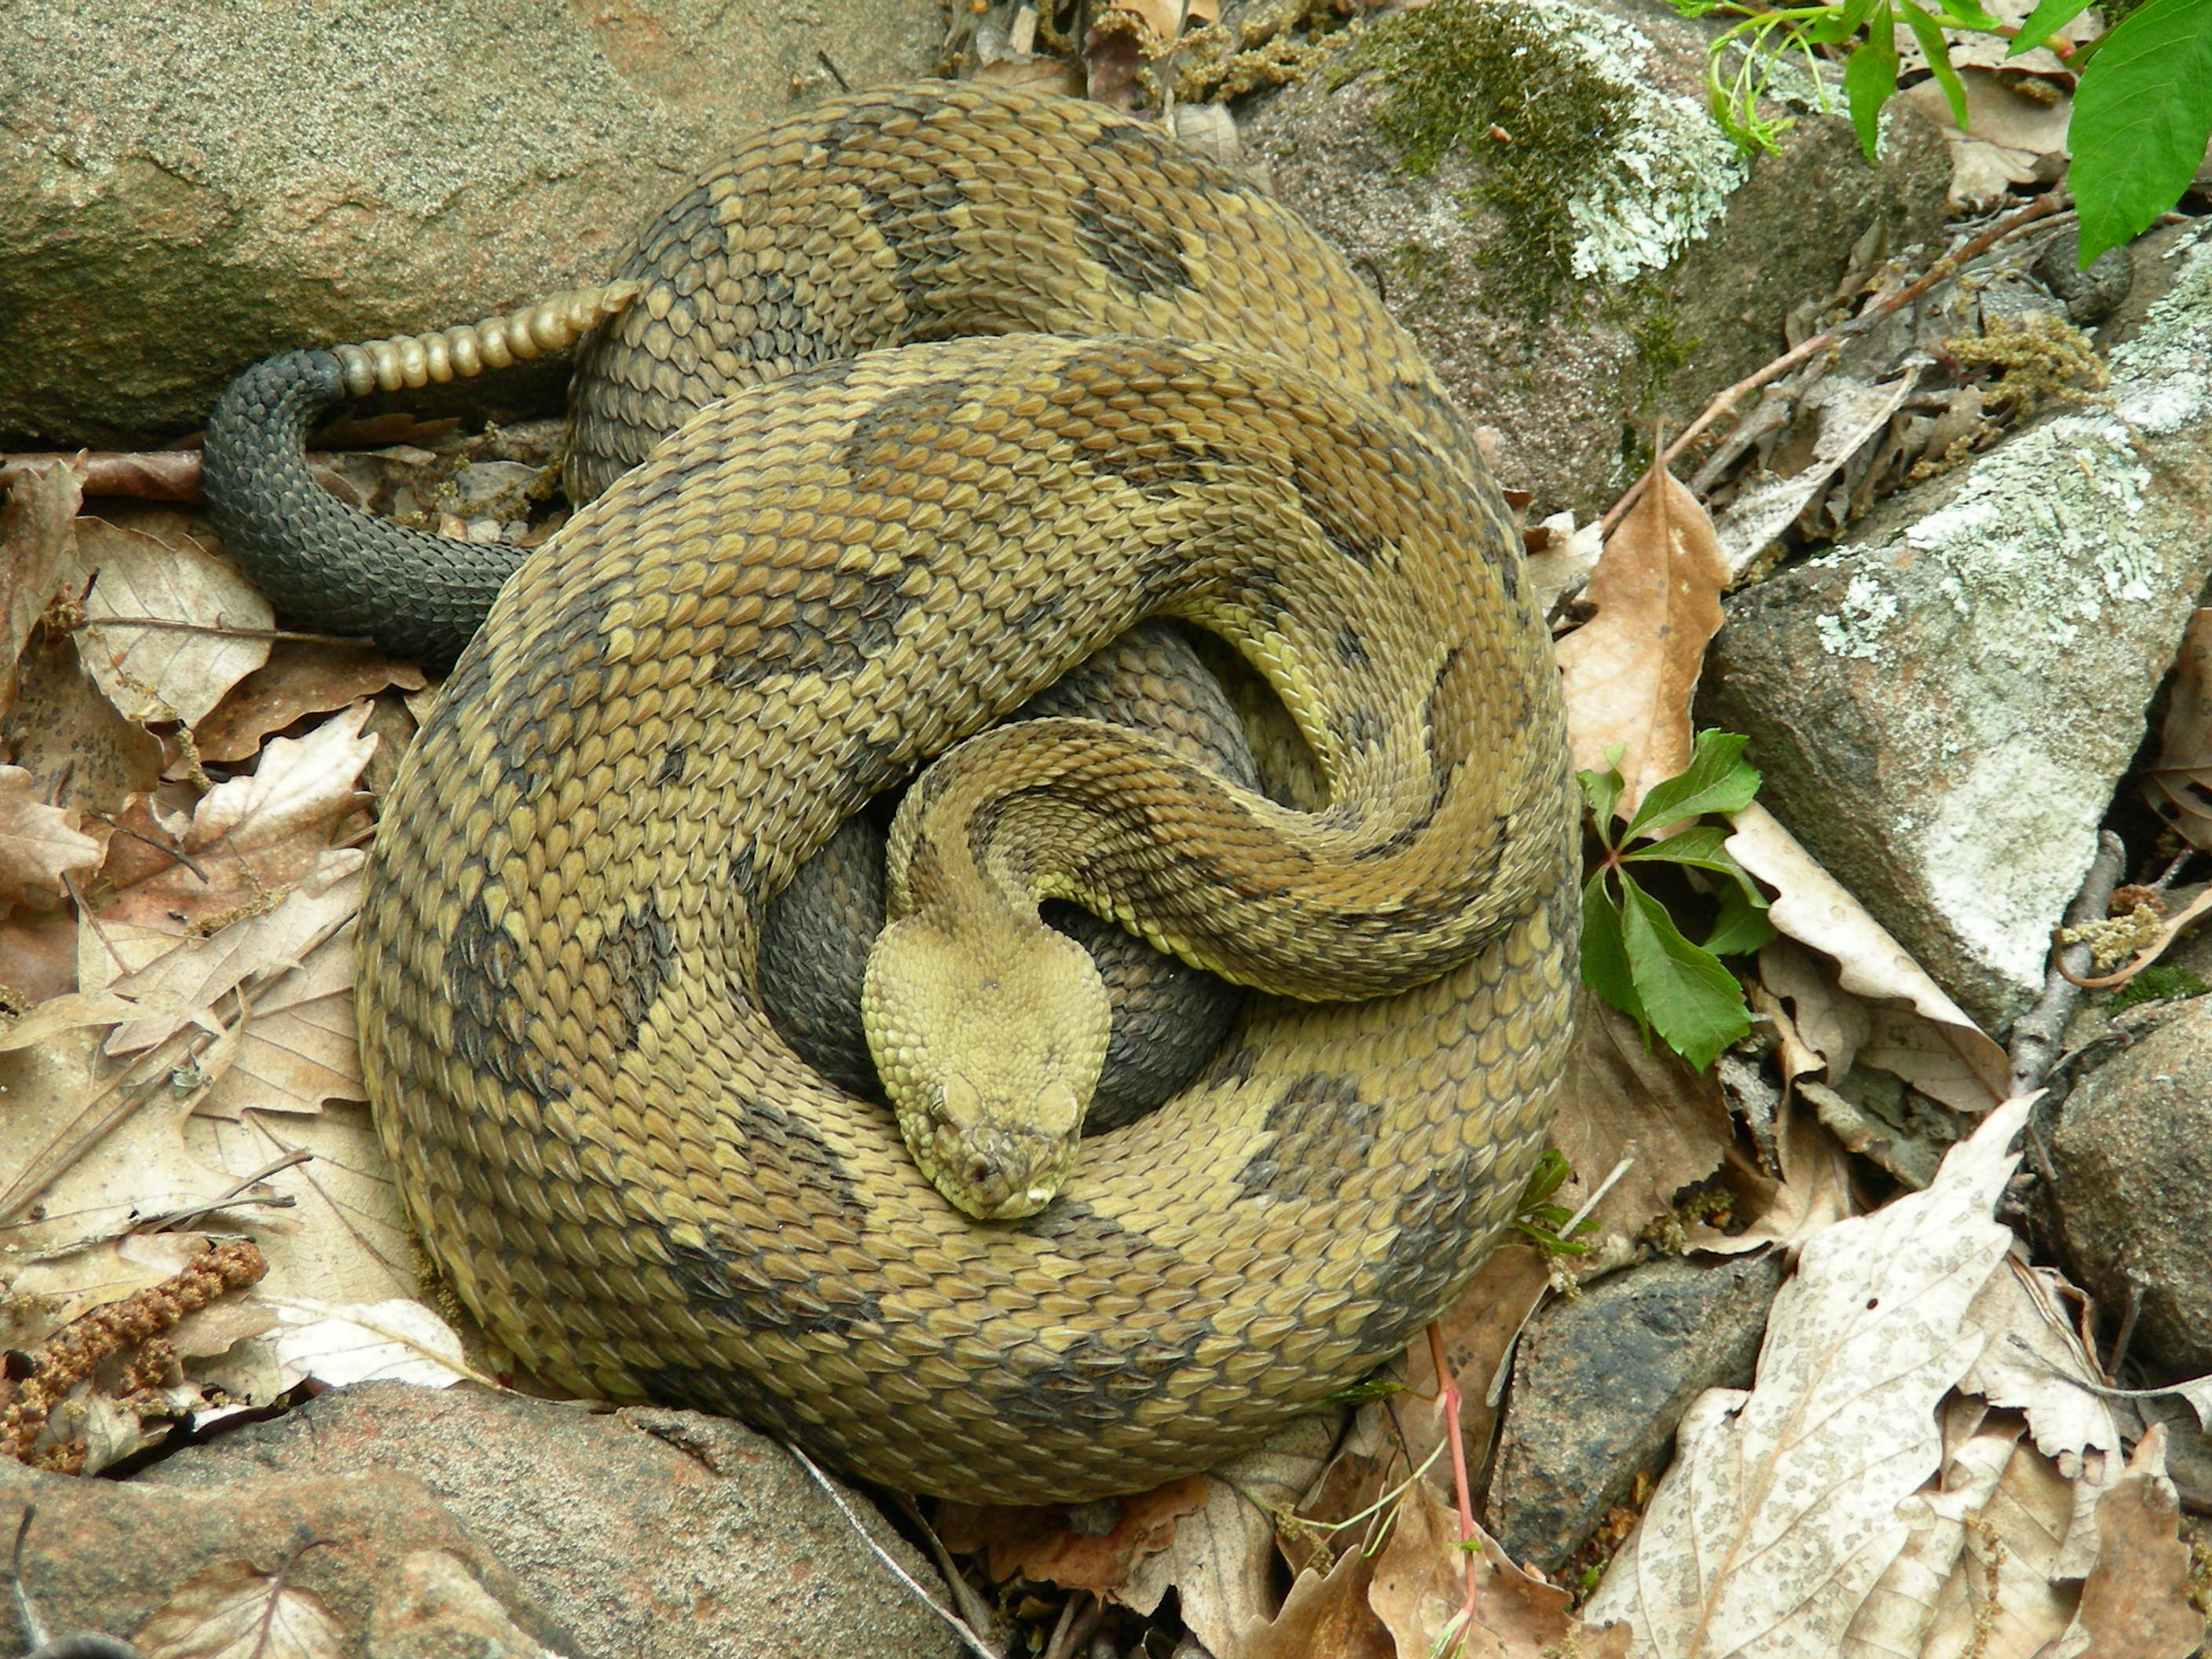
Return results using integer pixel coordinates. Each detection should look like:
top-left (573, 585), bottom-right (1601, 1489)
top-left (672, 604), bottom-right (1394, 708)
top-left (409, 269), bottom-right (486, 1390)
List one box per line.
top-left (969, 1158), bottom-right (995, 1189)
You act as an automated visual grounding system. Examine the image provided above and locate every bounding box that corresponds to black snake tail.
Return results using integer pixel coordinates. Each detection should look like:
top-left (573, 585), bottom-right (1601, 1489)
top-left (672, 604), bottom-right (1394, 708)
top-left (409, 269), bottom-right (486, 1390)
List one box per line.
top-left (200, 284), bottom-right (641, 673)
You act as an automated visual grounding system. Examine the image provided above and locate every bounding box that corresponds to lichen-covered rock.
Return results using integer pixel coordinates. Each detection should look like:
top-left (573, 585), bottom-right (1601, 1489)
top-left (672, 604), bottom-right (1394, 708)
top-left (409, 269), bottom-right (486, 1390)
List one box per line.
top-left (1701, 225), bottom-right (2212, 1029)
top-left (1236, 0), bottom-right (1951, 516)
top-left (2050, 996), bottom-right (2212, 1382)
top-left (0, 0), bottom-right (943, 446)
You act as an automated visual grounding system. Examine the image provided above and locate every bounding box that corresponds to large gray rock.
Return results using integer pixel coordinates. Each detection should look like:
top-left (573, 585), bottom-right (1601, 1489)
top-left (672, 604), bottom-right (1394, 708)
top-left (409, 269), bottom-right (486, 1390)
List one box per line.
top-left (1238, 0), bottom-right (1951, 517)
top-left (0, 0), bottom-right (943, 446)
top-left (137, 1382), bottom-right (962, 1659)
top-left (2050, 996), bottom-right (2212, 1382)
top-left (1701, 229), bottom-right (2212, 1030)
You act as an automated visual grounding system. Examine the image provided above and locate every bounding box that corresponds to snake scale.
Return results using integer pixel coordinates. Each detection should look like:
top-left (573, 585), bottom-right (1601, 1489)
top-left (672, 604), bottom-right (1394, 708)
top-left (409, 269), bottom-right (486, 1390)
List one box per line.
top-left (204, 82), bottom-right (1577, 1503)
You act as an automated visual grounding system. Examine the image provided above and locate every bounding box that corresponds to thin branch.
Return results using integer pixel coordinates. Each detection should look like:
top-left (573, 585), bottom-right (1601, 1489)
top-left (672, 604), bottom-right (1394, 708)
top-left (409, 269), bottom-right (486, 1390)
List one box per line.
top-left (79, 615), bottom-right (371, 648)
top-left (1599, 188), bottom-right (2072, 537)
top-left (2009, 830), bottom-right (2127, 1097)
top-left (783, 1441), bottom-right (1004, 1659)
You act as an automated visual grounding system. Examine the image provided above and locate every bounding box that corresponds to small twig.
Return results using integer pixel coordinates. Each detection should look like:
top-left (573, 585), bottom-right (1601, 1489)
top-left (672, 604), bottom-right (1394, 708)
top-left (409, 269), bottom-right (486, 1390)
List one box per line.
top-left (816, 49), bottom-right (852, 90)
top-left (783, 1441), bottom-right (1003, 1659)
top-left (79, 615), bottom-right (369, 648)
top-left (1425, 1323), bottom-right (1481, 1656)
top-left (86, 816), bottom-right (211, 885)
top-left (2009, 830), bottom-right (2127, 1097)
top-left (1556, 1155), bottom-right (1633, 1240)
top-left (893, 1493), bottom-right (1003, 1645)
top-left (1041, 1591), bottom-right (1102, 1659)
top-left (1598, 187), bottom-right (2071, 537)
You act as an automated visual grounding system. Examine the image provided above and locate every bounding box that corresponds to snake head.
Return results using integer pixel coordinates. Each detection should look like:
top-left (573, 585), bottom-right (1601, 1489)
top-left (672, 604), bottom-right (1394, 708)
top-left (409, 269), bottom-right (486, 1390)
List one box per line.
top-left (862, 911), bottom-right (1111, 1221)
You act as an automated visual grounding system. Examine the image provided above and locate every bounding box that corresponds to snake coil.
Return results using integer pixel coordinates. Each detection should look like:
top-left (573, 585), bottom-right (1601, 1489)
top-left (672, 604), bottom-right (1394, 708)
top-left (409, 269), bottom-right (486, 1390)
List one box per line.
top-left (204, 82), bottom-right (1577, 1503)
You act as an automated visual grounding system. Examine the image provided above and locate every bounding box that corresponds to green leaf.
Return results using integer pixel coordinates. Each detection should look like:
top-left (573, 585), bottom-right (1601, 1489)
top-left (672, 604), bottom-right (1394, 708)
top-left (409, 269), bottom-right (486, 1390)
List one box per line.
top-left (1621, 823), bottom-right (1735, 867)
top-left (1900, 2), bottom-right (1971, 128)
top-left (1580, 869), bottom-right (1643, 1027)
top-left (1844, 5), bottom-right (1901, 157)
top-left (1621, 878), bottom-right (1753, 1068)
top-left (1622, 731), bottom-right (1763, 840)
top-left (1518, 1147), bottom-right (1574, 1208)
top-left (1807, 0), bottom-right (1879, 43)
top-left (2070, 0), bottom-right (2212, 262)
top-left (1928, 0), bottom-right (2001, 29)
top-left (2008, 0), bottom-right (2093, 53)
top-left (1705, 882), bottom-right (1780, 958)
top-left (1579, 762), bottom-right (1628, 841)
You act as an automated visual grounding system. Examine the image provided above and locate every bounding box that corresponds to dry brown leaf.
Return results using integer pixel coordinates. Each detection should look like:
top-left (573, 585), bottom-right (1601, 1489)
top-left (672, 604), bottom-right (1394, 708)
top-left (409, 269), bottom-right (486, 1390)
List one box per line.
top-left (0, 903), bottom-right (79, 1004)
top-left (0, 764), bottom-right (105, 914)
top-left (1753, 938), bottom-right (1870, 1083)
top-left (195, 643), bottom-right (427, 764)
top-left (1122, 1414), bottom-right (1338, 1651)
top-left (1368, 1484), bottom-right (1631, 1659)
top-left (2141, 608), bottom-right (2212, 850)
top-left (0, 456), bottom-right (83, 720)
top-left (1587, 1097), bottom-right (2034, 1654)
top-left (939, 1476), bottom-right (1209, 1595)
top-left (202, 922), bottom-right (364, 1115)
top-left (134, 1558), bottom-right (346, 1659)
top-left (67, 515), bottom-right (273, 727)
top-left (1727, 804), bottom-right (2007, 1108)
top-left (1901, 70), bottom-right (2072, 212)
top-left (1232, 1546), bottom-right (1392, 1659)
top-left (2065, 1426), bottom-right (2205, 1659)
top-left (1551, 993), bottom-right (1734, 1242)
top-left (1906, 1419), bottom-right (2080, 1659)
top-left (1555, 457), bottom-right (1730, 816)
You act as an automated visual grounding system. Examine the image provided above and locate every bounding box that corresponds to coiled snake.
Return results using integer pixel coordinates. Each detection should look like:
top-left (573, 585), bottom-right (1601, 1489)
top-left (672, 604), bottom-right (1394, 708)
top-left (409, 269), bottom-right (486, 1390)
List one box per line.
top-left (203, 82), bottom-right (1577, 1503)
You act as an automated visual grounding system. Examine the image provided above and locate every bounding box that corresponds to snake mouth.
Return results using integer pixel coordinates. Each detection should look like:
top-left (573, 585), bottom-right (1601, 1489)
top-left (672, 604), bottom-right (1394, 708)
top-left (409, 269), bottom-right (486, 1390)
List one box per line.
top-left (929, 1119), bottom-right (1078, 1221)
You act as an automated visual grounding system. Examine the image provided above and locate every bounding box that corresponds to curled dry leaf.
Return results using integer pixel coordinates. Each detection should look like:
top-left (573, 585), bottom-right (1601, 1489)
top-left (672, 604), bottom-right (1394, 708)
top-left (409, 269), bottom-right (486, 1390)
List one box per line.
top-left (1680, 1093), bottom-right (1854, 1256)
top-left (2140, 607), bottom-right (2212, 851)
top-left (195, 643), bottom-right (427, 764)
top-left (937, 1476), bottom-right (1209, 1597)
top-left (134, 1558), bottom-right (346, 1659)
top-left (1729, 804), bottom-right (2007, 1110)
top-left (1232, 1545), bottom-right (1391, 1659)
top-left (1550, 993), bottom-right (1734, 1243)
top-left (2064, 1425), bottom-right (2203, 1659)
top-left (1958, 1255), bottom-right (2120, 1480)
top-left (1900, 69), bottom-right (2073, 214)
top-left (1121, 1414), bottom-right (1337, 1655)
top-left (0, 456), bottom-right (83, 720)
top-left (1586, 1097), bottom-right (2033, 1655)
top-left (1367, 1482), bottom-right (1631, 1659)
top-left (0, 764), bottom-right (105, 914)
top-left (1555, 456), bottom-right (1730, 817)
top-left (67, 515), bottom-right (273, 727)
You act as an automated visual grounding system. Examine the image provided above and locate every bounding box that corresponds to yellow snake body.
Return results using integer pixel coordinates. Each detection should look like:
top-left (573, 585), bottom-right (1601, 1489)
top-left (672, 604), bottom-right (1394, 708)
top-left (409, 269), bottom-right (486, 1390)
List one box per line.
top-left (361, 84), bottom-right (1576, 1503)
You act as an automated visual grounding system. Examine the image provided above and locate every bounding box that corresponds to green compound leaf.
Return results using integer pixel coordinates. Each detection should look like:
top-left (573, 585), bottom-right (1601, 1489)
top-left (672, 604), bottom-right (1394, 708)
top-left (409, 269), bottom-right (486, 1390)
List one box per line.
top-left (1623, 730), bottom-right (1763, 840)
top-left (1580, 868), bottom-right (1640, 1022)
top-left (1580, 759), bottom-right (1628, 836)
top-left (1900, 1), bottom-right (1972, 128)
top-left (1844, 5), bottom-right (1902, 158)
top-left (2009, 0), bottom-right (2095, 53)
top-left (1621, 877), bottom-right (1754, 1069)
top-left (1705, 881), bottom-right (1781, 958)
top-left (2069, 0), bottom-right (2212, 262)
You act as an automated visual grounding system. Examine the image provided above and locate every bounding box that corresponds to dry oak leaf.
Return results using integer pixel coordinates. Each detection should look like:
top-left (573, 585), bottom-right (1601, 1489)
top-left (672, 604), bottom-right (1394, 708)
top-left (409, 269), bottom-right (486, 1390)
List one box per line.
top-left (0, 456), bottom-right (83, 720)
top-left (194, 642), bottom-right (426, 764)
top-left (1233, 1546), bottom-right (1392, 1659)
top-left (1585, 1096), bottom-right (2033, 1655)
top-left (1555, 455), bottom-right (1729, 818)
top-left (937, 1475), bottom-right (1208, 1596)
top-left (0, 764), bottom-right (104, 914)
top-left (67, 514), bottom-right (273, 727)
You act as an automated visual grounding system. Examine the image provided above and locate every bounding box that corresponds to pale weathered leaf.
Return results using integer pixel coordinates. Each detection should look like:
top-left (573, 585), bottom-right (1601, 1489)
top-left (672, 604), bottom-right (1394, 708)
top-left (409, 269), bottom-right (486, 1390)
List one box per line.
top-left (134, 1558), bottom-right (346, 1659)
top-left (1919, 1427), bottom-right (2079, 1659)
top-left (1728, 804), bottom-right (2006, 1108)
top-left (1958, 1256), bottom-right (2120, 1476)
top-left (266, 1295), bottom-right (471, 1390)
top-left (68, 515), bottom-right (273, 727)
top-left (1712, 366), bottom-right (1929, 573)
top-left (0, 764), bottom-right (104, 913)
top-left (1585, 1097), bottom-right (2034, 1655)
top-left (1555, 460), bottom-right (1730, 815)
top-left (200, 922), bottom-right (364, 1115)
